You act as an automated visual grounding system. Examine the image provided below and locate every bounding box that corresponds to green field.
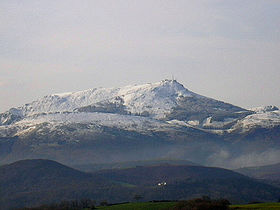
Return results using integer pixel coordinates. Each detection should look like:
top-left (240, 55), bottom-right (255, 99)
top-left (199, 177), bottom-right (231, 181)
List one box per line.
top-left (97, 202), bottom-right (177, 210)
top-left (96, 202), bottom-right (280, 210)
top-left (230, 202), bottom-right (280, 209)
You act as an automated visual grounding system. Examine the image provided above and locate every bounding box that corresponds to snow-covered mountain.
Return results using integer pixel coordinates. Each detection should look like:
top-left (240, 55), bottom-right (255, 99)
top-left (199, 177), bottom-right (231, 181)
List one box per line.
top-left (1, 80), bottom-right (280, 168)
top-left (0, 79), bottom-right (252, 129)
top-left (1, 80), bottom-right (197, 122)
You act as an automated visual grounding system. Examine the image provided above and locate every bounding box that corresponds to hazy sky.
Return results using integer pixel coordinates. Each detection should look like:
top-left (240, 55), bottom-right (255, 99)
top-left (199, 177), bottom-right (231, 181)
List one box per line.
top-left (1, 0), bottom-right (280, 112)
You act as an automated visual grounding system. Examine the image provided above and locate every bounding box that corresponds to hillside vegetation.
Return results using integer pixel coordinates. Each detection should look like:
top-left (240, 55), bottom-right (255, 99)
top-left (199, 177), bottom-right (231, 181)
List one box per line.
top-left (1, 159), bottom-right (280, 209)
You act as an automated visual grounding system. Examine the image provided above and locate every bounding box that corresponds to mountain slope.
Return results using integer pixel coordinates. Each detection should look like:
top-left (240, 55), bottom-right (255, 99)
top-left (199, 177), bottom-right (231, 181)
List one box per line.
top-left (95, 165), bottom-right (280, 203)
top-left (72, 159), bottom-right (199, 172)
top-left (236, 162), bottom-right (280, 181)
top-left (94, 165), bottom-right (248, 186)
top-left (93, 165), bottom-right (280, 203)
top-left (0, 159), bottom-right (105, 209)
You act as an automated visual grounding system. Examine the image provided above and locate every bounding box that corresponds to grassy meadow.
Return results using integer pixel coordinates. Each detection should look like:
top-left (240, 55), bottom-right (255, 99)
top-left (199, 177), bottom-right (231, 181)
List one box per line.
top-left (95, 201), bottom-right (280, 210)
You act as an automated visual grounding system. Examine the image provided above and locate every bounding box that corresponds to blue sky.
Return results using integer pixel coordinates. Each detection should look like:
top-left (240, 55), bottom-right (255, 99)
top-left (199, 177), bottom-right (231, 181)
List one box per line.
top-left (0, 0), bottom-right (280, 112)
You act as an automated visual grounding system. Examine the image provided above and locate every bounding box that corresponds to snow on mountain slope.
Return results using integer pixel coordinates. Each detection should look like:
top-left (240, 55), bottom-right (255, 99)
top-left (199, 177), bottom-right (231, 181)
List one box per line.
top-left (250, 106), bottom-right (279, 113)
top-left (230, 110), bottom-right (280, 132)
top-left (0, 112), bottom-right (182, 138)
top-left (1, 80), bottom-right (199, 123)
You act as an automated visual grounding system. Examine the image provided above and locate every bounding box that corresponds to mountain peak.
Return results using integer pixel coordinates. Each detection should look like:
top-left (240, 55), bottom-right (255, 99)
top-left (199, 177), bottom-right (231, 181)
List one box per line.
top-left (155, 79), bottom-right (185, 88)
top-left (159, 79), bottom-right (182, 85)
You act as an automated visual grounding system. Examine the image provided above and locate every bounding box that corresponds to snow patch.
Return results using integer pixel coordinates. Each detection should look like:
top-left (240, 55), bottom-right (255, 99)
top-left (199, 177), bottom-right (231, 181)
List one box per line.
top-left (187, 120), bottom-right (200, 126)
